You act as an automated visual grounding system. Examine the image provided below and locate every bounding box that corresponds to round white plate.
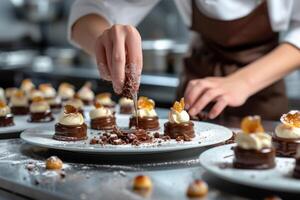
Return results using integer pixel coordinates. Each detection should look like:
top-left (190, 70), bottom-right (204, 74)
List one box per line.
top-left (0, 115), bottom-right (57, 134)
top-left (20, 119), bottom-right (232, 154)
top-left (200, 144), bottom-right (300, 193)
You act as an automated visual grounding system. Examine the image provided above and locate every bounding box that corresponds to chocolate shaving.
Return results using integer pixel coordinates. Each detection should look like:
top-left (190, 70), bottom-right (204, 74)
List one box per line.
top-left (120, 65), bottom-right (138, 99)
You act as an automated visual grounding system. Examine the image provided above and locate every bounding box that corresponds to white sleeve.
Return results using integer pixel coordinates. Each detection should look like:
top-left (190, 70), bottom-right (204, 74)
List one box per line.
top-left (279, 0), bottom-right (300, 49)
top-left (68, 0), bottom-right (160, 46)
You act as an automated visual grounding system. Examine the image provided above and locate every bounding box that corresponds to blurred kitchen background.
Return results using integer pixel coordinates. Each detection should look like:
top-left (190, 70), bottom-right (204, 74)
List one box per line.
top-left (0, 0), bottom-right (299, 109)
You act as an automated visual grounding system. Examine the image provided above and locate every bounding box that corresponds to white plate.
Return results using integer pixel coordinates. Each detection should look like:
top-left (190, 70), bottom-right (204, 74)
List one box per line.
top-left (200, 144), bottom-right (300, 193)
top-left (20, 119), bottom-right (232, 154)
top-left (0, 115), bottom-right (57, 134)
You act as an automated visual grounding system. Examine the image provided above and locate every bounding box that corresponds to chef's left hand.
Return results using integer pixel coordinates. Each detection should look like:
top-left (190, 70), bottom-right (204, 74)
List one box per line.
top-left (184, 76), bottom-right (251, 119)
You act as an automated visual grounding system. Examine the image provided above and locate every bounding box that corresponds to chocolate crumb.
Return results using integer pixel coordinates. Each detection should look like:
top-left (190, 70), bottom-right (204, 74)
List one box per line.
top-left (154, 132), bottom-right (160, 138)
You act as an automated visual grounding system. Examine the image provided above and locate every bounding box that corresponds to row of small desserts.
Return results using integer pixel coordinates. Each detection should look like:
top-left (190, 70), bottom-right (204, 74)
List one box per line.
top-left (233, 111), bottom-right (300, 179)
top-left (0, 79), bottom-right (136, 115)
top-left (53, 97), bottom-right (196, 142)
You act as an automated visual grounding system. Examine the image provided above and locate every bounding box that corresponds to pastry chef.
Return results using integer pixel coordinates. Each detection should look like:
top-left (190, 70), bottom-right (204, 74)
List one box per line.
top-left (68, 0), bottom-right (300, 120)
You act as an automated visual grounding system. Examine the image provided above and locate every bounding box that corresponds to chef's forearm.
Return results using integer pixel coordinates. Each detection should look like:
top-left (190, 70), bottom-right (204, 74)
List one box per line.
top-left (71, 14), bottom-right (110, 56)
top-left (230, 43), bottom-right (300, 96)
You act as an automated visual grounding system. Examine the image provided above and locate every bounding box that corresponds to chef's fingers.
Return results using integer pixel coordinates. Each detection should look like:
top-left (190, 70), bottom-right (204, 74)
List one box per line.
top-left (208, 98), bottom-right (227, 119)
top-left (110, 25), bottom-right (126, 94)
top-left (184, 80), bottom-right (210, 109)
top-left (102, 30), bottom-right (113, 81)
top-left (125, 25), bottom-right (143, 91)
top-left (188, 89), bottom-right (221, 116)
top-left (95, 41), bottom-right (111, 81)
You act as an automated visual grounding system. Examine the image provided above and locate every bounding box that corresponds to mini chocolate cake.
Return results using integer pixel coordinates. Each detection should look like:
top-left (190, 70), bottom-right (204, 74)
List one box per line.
top-left (28, 110), bottom-right (54, 123)
top-left (164, 121), bottom-right (195, 140)
top-left (129, 116), bottom-right (159, 131)
top-left (11, 106), bottom-right (29, 115)
top-left (272, 135), bottom-right (300, 157)
top-left (0, 114), bottom-right (14, 127)
top-left (91, 116), bottom-right (116, 130)
top-left (54, 123), bottom-right (87, 141)
top-left (50, 103), bottom-right (62, 112)
top-left (233, 146), bottom-right (276, 169)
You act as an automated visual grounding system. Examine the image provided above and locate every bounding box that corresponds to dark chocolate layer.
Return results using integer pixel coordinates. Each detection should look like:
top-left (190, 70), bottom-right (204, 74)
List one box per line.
top-left (82, 99), bottom-right (93, 105)
top-left (0, 114), bottom-right (14, 127)
top-left (90, 116), bottom-right (116, 130)
top-left (28, 111), bottom-right (54, 123)
top-left (164, 121), bottom-right (195, 139)
top-left (129, 116), bottom-right (159, 131)
top-left (54, 123), bottom-right (87, 141)
top-left (233, 146), bottom-right (276, 169)
top-left (272, 135), bottom-right (300, 157)
top-left (11, 106), bottom-right (29, 115)
top-left (120, 105), bottom-right (133, 114)
top-left (293, 159), bottom-right (300, 179)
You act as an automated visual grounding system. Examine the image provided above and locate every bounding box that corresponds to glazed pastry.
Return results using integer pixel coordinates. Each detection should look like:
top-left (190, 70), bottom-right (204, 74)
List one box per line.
top-left (39, 83), bottom-right (61, 112)
top-left (95, 93), bottom-right (115, 111)
top-left (27, 89), bottom-right (43, 103)
top-left (0, 100), bottom-right (14, 127)
top-left (5, 87), bottom-right (18, 101)
top-left (89, 102), bottom-right (116, 130)
top-left (273, 110), bottom-right (300, 157)
top-left (164, 98), bottom-right (195, 140)
top-left (54, 105), bottom-right (87, 141)
top-left (45, 156), bottom-right (63, 170)
top-left (9, 90), bottom-right (29, 115)
top-left (77, 82), bottom-right (95, 105)
top-left (58, 82), bottom-right (75, 101)
top-left (20, 79), bottom-right (35, 94)
top-left (64, 98), bottom-right (84, 116)
top-left (129, 96), bottom-right (159, 130)
top-left (119, 97), bottom-right (134, 114)
top-left (28, 96), bottom-right (54, 123)
top-left (186, 180), bottom-right (208, 198)
top-left (233, 116), bottom-right (275, 169)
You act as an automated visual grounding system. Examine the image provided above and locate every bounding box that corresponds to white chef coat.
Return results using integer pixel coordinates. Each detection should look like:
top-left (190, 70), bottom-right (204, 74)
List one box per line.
top-left (68, 0), bottom-right (300, 49)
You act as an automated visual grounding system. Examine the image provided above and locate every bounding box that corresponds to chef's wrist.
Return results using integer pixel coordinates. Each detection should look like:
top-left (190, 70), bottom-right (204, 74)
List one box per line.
top-left (228, 70), bottom-right (257, 98)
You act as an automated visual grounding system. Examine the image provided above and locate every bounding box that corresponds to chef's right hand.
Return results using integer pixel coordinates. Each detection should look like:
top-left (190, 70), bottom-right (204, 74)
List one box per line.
top-left (94, 25), bottom-right (143, 94)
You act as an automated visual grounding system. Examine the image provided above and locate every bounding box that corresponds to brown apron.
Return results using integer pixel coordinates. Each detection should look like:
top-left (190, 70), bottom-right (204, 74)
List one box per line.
top-left (178, 1), bottom-right (288, 120)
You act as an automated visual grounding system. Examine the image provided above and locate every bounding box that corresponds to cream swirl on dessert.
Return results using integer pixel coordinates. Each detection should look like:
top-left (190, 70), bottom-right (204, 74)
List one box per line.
top-left (77, 86), bottom-right (94, 101)
top-left (235, 132), bottom-right (272, 150)
top-left (47, 96), bottom-right (61, 105)
top-left (39, 84), bottom-right (56, 98)
top-left (58, 83), bottom-right (75, 99)
top-left (96, 93), bottom-right (114, 106)
top-left (0, 102), bottom-right (11, 117)
top-left (5, 87), bottom-right (18, 99)
top-left (30, 101), bottom-right (50, 113)
top-left (20, 79), bottom-right (35, 93)
top-left (89, 106), bottom-right (112, 119)
top-left (134, 108), bottom-right (157, 118)
top-left (119, 97), bottom-right (133, 106)
top-left (59, 110), bottom-right (84, 126)
top-left (10, 91), bottom-right (28, 106)
top-left (169, 109), bottom-right (190, 124)
top-left (28, 90), bottom-right (43, 100)
top-left (275, 110), bottom-right (300, 139)
top-left (64, 99), bottom-right (83, 110)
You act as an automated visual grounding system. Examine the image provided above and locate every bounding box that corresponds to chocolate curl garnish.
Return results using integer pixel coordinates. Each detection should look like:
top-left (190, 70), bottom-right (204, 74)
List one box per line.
top-left (120, 63), bottom-right (140, 99)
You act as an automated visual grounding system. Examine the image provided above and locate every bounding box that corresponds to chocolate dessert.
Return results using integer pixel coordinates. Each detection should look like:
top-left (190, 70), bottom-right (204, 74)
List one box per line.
top-left (293, 147), bottom-right (300, 179)
top-left (95, 93), bottom-right (115, 110)
top-left (233, 116), bottom-right (276, 169)
top-left (58, 82), bottom-right (75, 101)
top-left (28, 97), bottom-right (54, 123)
top-left (0, 101), bottom-right (14, 127)
top-left (54, 105), bottom-right (87, 141)
top-left (27, 89), bottom-right (44, 104)
top-left (119, 97), bottom-right (134, 114)
top-left (272, 111), bottom-right (300, 157)
top-left (89, 102), bottom-right (116, 130)
top-left (129, 97), bottom-right (159, 130)
top-left (20, 79), bottom-right (35, 94)
top-left (164, 98), bottom-right (195, 140)
top-left (64, 98), bottom-right (84, 116)
top-left (9, 90), bottom-right (29, 115)
top-left (77, 82), bottom-right (95, 105)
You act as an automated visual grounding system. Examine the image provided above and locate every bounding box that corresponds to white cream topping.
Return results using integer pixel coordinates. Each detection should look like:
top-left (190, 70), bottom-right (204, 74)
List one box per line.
top-left (119, 97), bottom-right (133, 106)
top-left (168, 109), bottom-right (190, 124)
top-left (235, 132), bottom-right (272, 150)
top-left (29, 101), bottom-right (50, 113)
top-left (58, 112), bottom-right (84, 126)
top-left (58, 87), bottom-right (75, 99)
top-left (41, 87), bottom-right (56, 98)
top-left (133, 108), bottom-right (157, 118)
top-left (28, 90), bottom-right (43, 100)
top-left (0, 106), bottom-right (11, 117)
top-left (47, 96), bottom-right (61, 105)
top-left (21, 81), bottom-right (35, 93)
top-left (77, 87), bottom-right (94, 101)
top-left (89, 107), bottom-right (112, 119)
top-left (96, 96), bottom-right (114, 105)
top-left (10, 95), bottom-right (28, 106)
top-left (64, 99), bottom-right (83, 110)
top-left (275, 123), bottom-right (300, 139)
top-left (5, 88), bottom-right (18, 98)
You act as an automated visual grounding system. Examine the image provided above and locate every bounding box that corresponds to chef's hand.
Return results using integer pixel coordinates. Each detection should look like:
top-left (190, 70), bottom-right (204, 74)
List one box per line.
top-left (184, 76), bottom-right (251, 119)
top-left (94, 24), bottom-right (142, 94)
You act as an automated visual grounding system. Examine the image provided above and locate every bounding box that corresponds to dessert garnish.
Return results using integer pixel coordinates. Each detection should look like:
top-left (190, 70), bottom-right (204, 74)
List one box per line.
top-left (172, 97), bottom-right (184, 112)
top-left (241, 115), bottom-right (264, 134)
top-left (133, 175), bottom-right (152, 196)
top-left (138, 96), bottom-right (154, 110)
top-left (45, 156), bottom-right (63, 170)
top-left (280, 110), bottom-right (300, 128)
top-left (186, 179), bottom-right (208, 198)
top-left (0, 101), bottom-right (5, 108)
top-left (64, 104), bottom-right (78, 114)
top-left (96, 92), bottom-right (111, 99)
